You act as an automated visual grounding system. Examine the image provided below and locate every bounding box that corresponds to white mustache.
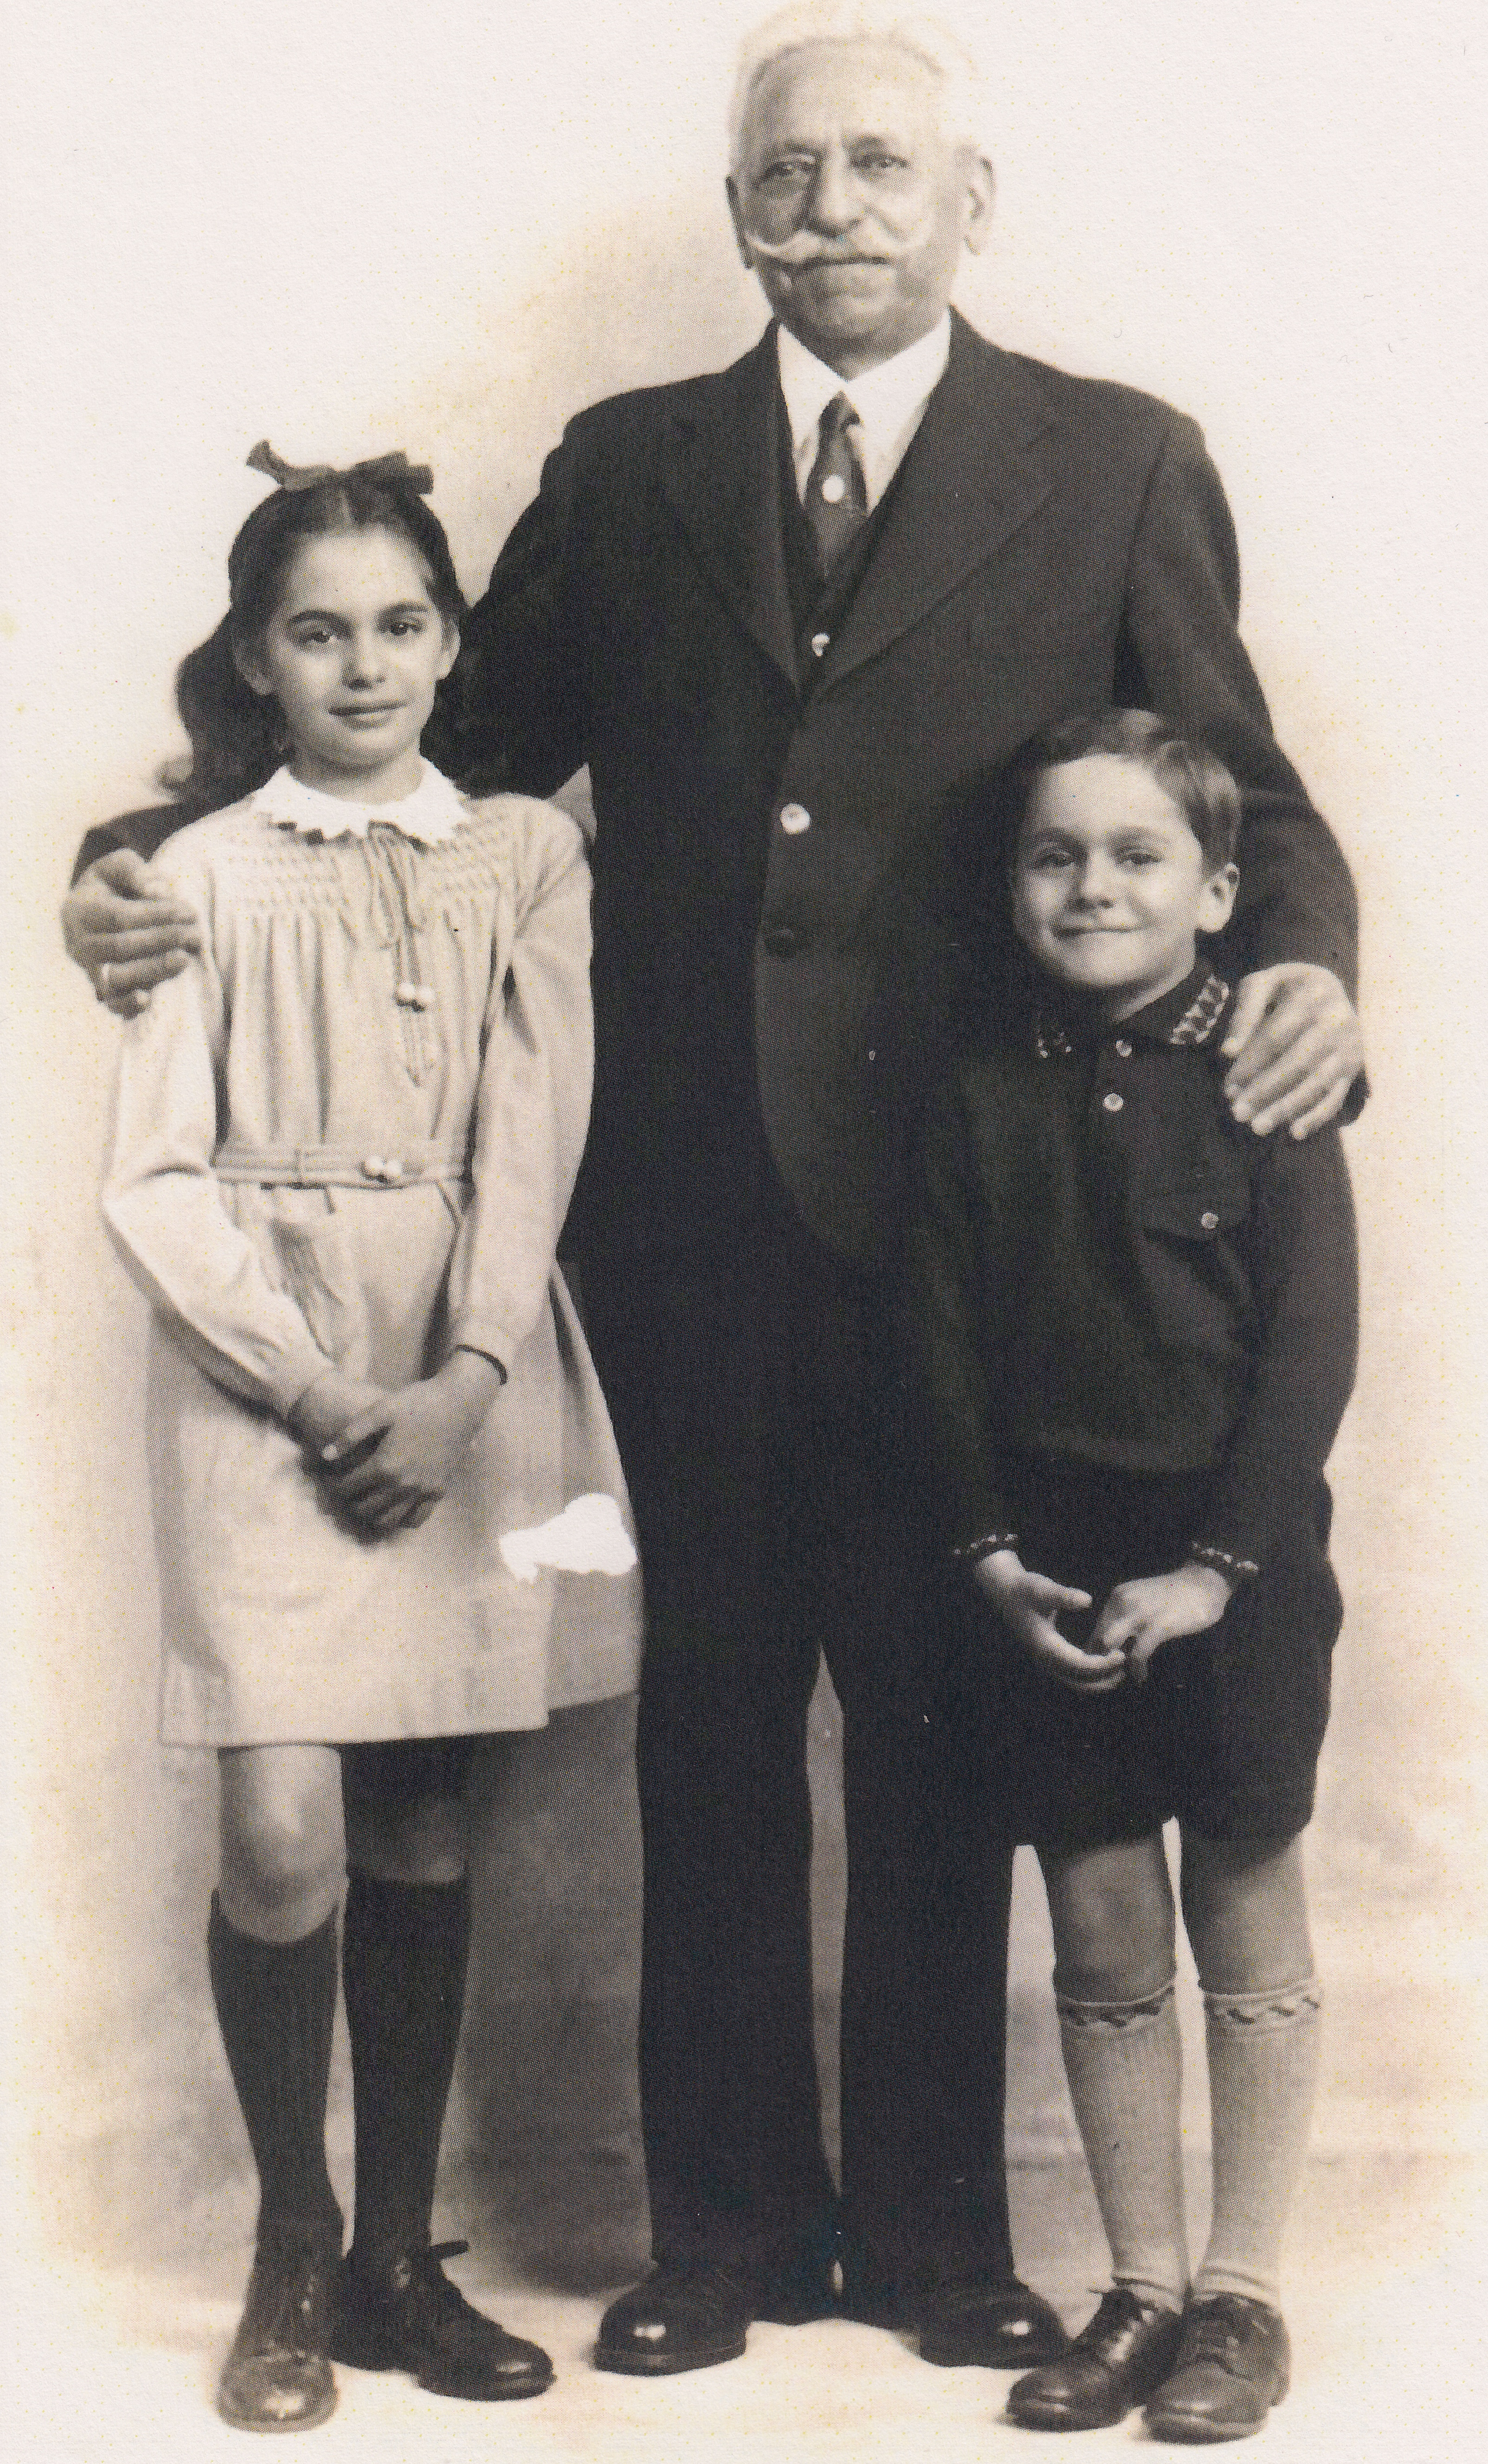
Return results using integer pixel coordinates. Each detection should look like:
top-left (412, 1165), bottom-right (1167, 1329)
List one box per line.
top-left (740, 209), bottom-right (935, 270)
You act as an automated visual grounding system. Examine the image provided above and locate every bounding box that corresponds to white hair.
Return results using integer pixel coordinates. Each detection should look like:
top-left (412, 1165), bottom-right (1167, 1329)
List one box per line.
top-left (727, 5), bottom-right (988, 170)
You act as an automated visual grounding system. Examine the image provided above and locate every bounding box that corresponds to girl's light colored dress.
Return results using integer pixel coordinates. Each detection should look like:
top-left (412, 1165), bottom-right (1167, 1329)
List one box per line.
top-left (103, 763), bottom-right (641, 1746)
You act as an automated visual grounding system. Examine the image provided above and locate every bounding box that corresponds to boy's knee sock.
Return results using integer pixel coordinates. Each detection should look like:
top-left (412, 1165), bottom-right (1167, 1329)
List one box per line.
top-left (1056, 1976), bottom-right (1189, 2311)
top-left (206, 1893), bottom-right (343, 2251)
top-left (1194, 1977), bottom-right (1321, 2309)
top-left (341, 1868), bottom-right (471, 2280)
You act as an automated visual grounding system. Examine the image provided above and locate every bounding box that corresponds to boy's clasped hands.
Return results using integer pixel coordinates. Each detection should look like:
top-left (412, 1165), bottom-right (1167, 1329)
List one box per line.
top-left (289, 1351), bottom-right (505, 1537)
top-left (973, 1550), bottom-right (1235, 1692)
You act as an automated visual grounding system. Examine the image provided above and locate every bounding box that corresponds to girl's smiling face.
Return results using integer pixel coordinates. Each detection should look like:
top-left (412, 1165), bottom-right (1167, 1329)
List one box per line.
top-left (1013, 754), bottom-right (1238, 1019)
top-left (237, 526), bottom-right (458, 800)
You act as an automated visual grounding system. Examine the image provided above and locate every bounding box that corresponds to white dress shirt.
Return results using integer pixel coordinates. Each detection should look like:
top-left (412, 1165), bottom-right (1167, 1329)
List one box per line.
top-left (776, 314), bottom-right (952, 511)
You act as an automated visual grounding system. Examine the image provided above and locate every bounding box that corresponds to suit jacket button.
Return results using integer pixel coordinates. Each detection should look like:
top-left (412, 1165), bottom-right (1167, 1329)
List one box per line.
top-left (763, 923), bottom-right (802, 958)
top-left (779, 802), bottom-right (811, 834)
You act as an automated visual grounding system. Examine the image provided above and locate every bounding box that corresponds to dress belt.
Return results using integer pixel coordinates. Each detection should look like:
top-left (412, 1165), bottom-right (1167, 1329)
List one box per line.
top-left (214, 1139), bottom-right (472, 1188)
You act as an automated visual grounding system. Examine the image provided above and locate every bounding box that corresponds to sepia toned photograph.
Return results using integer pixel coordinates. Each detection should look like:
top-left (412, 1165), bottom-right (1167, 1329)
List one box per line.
top-left (4, 4), bottom-right (1484, 2458)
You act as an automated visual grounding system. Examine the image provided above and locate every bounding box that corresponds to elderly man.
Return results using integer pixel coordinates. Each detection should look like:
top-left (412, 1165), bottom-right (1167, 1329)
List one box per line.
top-left (66, 3), bottom-right (1363, 2381)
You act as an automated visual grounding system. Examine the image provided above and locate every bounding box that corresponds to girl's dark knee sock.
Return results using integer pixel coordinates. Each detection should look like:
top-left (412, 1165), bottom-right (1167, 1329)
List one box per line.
top-left (341, 1868), bottom-right (471, 2280)
top-left (206, 1893), bottom-right (343, 2251)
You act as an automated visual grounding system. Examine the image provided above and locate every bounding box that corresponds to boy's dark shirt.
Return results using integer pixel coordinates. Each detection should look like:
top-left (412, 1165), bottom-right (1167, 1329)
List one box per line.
top-left (906, 962), bottom-right (1358, 1577)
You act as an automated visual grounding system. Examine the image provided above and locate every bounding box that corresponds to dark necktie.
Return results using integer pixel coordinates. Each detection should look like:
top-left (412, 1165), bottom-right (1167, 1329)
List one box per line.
top-left (804, 392), bottom-right (866, 572)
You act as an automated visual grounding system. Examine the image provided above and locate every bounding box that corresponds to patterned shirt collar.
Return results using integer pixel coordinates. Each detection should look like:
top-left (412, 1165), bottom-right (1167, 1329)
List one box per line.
top-left (249, 761), bottom-right (468, 844)
top-left (1034, 966), bottom-right (1233, 1060)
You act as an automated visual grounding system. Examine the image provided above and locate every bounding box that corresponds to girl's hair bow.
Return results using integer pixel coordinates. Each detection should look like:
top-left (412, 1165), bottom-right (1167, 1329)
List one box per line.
top-left (246, 439), bottom-right (435, 495)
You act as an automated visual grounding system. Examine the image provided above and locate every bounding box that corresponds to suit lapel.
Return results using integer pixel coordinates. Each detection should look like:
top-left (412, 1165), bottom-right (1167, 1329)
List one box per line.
top-left (660, 332), bottom-right (799, 690)
top-left (819, 313), bottom-right (1055, 691)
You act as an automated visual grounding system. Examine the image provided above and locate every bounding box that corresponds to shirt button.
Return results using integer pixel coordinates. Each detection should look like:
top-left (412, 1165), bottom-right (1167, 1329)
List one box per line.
top-left (362, 1155), bottom-right (385, 1180)
top-left (779, 803), bottom-right (811, 834)
top-left (820, 473), bottom-right (847, 504)
top-left (809, 633), bottom-right (830, 658)
top-left (1102, 1091), bottom-right (1124, 1114)
top-left (1114, 1038), bottom-right (1134, 1059)
top-left (383, 1158), bottom-right (404, 1182)
top-left (1200, 1209), bottom-right (1220, 1231)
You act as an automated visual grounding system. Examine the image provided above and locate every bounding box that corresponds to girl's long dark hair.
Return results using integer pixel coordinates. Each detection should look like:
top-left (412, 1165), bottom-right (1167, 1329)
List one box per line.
top-left (163, 473), bottom-right (471, 807)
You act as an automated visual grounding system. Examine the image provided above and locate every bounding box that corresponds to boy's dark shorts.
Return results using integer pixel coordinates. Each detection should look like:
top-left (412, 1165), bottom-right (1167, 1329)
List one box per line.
top-left (946, 1457), bottom-right (1342, 1850)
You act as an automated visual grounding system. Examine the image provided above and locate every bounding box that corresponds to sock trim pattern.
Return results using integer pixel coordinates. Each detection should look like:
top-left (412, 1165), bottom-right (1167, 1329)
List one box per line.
top-left (1055, 1976), bottom-right (1178, 2033)
top-left (1202, 1978), bottom-right (1322, 2033)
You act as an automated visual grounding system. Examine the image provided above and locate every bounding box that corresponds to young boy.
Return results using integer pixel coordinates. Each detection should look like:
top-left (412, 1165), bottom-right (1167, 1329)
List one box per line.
top-left (907, 711), bottom-right (1357, 2441)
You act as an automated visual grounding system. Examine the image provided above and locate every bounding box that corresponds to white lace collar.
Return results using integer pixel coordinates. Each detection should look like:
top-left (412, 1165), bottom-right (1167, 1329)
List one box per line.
top-left (250, 762), bottom-right (469, 845)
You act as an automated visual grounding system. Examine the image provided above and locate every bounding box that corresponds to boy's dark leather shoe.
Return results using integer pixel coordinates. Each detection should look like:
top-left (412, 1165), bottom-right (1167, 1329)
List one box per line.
top-left (1007, 2286), bottom-right (1183, 2428)
top-left (217, 2233), bottom-right (338, 2433)
top-left (594, 2259), bottom-right (756, 2374)
top-left (1143, 2293), bottom-right (1290, 2442)
top-left (918, 2272), bottom-right (1070, 2369)
top-left (332, 2241), bottom-right (552, 2400)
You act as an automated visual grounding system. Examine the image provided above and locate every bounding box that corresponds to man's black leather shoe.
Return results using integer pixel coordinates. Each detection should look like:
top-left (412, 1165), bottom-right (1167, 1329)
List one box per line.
top-left (918, 2273), bottom-right (1070, 2369)
top-left (594, 2260), bottom-right (755, 2375)
top-left (332, 2241), bottom-right (553, 2400)
top-left (1142, 2293), bottom-right (1290, 2442)
top-left (1007, 2286), bottom-right (1183, 2428)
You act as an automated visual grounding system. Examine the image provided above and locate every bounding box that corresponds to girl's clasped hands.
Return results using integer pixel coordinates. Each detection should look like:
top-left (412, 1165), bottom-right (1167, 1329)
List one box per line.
top-left (290, 1353), bottom-right (507, 1537)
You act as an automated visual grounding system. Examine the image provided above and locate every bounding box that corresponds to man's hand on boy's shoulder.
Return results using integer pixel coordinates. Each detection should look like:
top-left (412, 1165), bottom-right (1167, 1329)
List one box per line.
top-left (1222, 962), bottom-right (1365, 1139)
top-left (63, 847), bottom-right (203, 1016)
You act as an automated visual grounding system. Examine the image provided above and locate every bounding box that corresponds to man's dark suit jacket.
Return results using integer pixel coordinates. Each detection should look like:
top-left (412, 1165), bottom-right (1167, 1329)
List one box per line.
top-left (87, 312), bottom-right (1358, 1271)
top-left (466, 310), bottom-right (1355, 1267)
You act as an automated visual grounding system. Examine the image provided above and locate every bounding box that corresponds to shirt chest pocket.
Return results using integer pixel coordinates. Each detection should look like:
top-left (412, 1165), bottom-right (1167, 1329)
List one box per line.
top-left (1135, 1168), bottom-right (1255, 1342)
top-left (1140, 1171), bottom-right (1251, 1245)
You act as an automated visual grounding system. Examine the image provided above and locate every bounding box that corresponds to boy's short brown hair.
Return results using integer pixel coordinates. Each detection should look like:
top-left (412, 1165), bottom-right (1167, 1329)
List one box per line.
top-left (1011, 710), bottom-right (1242, 870)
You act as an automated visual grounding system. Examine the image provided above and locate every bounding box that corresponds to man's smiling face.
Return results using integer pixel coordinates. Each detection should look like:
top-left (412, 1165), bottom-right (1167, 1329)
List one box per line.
top-left (727, 39), bottom-right (992, 377)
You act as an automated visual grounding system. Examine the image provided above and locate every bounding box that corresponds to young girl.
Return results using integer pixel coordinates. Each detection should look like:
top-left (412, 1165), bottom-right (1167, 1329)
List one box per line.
top-left (101, 445), bottom-right (641, 2432)
top-left (908, 711), bottom-right (1357, 2443)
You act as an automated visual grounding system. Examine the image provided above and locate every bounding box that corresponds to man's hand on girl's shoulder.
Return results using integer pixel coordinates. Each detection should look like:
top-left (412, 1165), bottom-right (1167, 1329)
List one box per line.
top-left (63, 848), bottom-right (203, 1015)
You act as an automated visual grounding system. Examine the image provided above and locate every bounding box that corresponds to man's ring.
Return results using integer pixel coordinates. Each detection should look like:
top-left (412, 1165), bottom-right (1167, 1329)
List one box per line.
top-left (97, 961), bottom-right (114, 1003)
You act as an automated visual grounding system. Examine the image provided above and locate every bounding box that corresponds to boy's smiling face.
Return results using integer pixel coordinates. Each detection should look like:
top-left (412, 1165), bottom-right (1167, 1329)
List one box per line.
top-left (1012, 754), bottom-right (1238, 1020)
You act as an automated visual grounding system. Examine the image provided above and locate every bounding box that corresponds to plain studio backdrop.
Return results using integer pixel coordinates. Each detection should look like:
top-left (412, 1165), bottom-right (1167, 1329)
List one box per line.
top-left (3, 0), bottom-right (1486, 2430)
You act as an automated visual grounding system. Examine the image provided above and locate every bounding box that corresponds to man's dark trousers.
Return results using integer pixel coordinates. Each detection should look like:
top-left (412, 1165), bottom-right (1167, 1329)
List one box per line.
top-left (581, 1150), bottom-right (1016, 2294)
